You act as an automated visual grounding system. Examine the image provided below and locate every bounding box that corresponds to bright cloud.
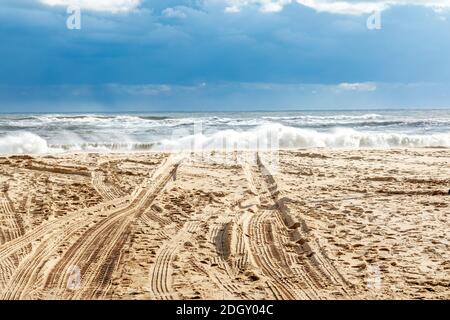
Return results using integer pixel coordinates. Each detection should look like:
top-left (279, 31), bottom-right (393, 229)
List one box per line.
top-left (38, 0), bottom-right (450, 14)
top-left (297, 0), bottom-right (386, 15)
top-left (162, 7), bottom-right (187, 19)
top-left (39, 0), bottom-right (141, 13)
top-left (337, 82), bottom-right (377, 91)
top-left (298, 1), bottom-right (450, 15)
top-left (225, 0), bottom-right (292, 13)
top-left (225, 0), bottom-right (450, 15)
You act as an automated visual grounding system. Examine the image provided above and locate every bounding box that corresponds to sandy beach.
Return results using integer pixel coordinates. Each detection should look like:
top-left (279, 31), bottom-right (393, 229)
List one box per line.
top-left (0, 148), bottom-right (448, 300)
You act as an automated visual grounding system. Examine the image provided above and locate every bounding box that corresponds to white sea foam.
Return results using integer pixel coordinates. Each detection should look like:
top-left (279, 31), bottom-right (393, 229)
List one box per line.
top-left (1, 112), bottom-right (449, 154)
top-left (0, 132), bottom-right (49, 154)
top-left (155, 124), bottom-right (450, 151)
top-left (262, 113), bottom-right (383, 121)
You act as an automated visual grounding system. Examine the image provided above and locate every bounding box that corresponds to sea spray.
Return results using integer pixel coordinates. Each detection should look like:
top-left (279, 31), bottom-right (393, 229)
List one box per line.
top-left (0, 110), bottom-right (449, 154)
top-left (0, 132), bottom-right (49, 154)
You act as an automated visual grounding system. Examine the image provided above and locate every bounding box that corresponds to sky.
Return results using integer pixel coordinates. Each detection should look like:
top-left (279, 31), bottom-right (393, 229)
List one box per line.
top-left (1, 0), bottom-right (450, 112)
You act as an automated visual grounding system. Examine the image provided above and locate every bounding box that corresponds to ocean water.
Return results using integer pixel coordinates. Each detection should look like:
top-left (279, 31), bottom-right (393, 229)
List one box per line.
top-left (0, 109), bottom-right (450, 154)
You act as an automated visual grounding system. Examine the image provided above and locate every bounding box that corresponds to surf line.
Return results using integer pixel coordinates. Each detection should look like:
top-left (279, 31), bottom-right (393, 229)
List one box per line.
top-left (176, 304), bottom-right (210, 318)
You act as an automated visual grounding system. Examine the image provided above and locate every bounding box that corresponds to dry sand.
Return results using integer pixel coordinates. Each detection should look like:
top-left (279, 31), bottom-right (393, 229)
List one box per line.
top-left (0, 149), bottom-right (449, 300)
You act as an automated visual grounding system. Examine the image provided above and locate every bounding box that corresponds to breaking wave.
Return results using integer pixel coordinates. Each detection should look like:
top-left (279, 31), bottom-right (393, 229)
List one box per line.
top-left (156, 124), bottom-right (450, 151)
top-left (0, 132), bottom-right (49, 154)
top-left (1, 124), bottom-right (449, 155)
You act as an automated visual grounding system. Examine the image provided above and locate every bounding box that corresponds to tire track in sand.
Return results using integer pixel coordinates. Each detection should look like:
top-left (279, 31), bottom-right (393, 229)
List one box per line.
top-left (149, 220), bottom-right (200, 300)
top-left (0, 195), bottom-right (133, 300)
top-left (0, 191), bottom-right (30, 290)
top-left (0, 192), bottom-right (132, 265)
top-left (243, 153), bottom-right (350, 299)
top-left (0, 156), bottom-right (176, 299)
top-left (44, 156), bottom-right (181, 299)
top-left (91, 171), bottom-right (123, 201)
top-left (241, 161), bottom-right (307, 299)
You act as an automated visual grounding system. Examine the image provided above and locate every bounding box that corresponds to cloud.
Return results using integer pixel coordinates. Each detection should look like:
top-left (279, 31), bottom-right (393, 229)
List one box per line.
top-left (337, 82), bottom-right (377, 91)
top-left (2, 0), bottom-right (450, 89)
top-left (3, 82), bottom-right (450, 111)
top-left (108, 84), bottom-right (172, 95)
top-left (39, 0), bottom-right (142, 13)
top-left (225, 0), bottom-right (292, 13)
top-left (162, 7), bottom-right (187, 18)
top-left (224, 0), bottom-right (450, 15)
top-left (298, 1), bottom-right (450, 15)
top-left (297, 0), bottom-right (386, 15)
top-left (34, 0), bottom-right (450, 15)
